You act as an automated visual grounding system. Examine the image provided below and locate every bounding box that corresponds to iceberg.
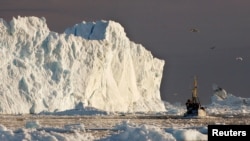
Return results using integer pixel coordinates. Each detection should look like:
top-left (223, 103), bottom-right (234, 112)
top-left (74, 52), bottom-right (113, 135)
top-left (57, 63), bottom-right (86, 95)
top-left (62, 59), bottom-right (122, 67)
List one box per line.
top-left (0, 16), bottom-right (165, 114)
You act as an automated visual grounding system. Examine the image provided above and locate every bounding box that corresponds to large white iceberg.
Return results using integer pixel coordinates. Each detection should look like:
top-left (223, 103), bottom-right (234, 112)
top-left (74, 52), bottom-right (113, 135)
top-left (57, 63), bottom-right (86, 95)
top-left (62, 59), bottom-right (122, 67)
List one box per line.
top-left (0, 16), bottom-right (165, 114)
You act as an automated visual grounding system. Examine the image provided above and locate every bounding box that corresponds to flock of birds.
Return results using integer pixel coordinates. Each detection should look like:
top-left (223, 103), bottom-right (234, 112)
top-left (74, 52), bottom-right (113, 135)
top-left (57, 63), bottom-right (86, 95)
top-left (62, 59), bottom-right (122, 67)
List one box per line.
top-left (189, 28), bottom-right (244, 62)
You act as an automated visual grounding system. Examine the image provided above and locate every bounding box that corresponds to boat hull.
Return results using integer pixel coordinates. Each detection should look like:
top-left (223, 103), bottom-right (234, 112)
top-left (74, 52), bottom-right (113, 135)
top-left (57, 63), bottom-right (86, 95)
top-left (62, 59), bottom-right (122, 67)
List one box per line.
top-left (184, 109), bottom-right (207, 118)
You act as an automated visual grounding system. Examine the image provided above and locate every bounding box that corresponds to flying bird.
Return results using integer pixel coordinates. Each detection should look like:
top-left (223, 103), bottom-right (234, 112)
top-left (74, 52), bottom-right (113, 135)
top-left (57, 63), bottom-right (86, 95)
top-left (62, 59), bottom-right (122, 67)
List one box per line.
top-left (236, 57), bottom-right (243, 61)
top-left (210, 46), bottom-right (216, 50)
top-left (173, 93), bottom-right (178, 96)
top-left (189, 28), bottom-right (199, 33)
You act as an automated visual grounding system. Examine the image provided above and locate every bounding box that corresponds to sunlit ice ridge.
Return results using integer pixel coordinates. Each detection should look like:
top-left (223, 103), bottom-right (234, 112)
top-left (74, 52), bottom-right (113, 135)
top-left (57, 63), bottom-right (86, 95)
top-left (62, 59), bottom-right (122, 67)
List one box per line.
top-left (0, 16), bottom-right (165, 114)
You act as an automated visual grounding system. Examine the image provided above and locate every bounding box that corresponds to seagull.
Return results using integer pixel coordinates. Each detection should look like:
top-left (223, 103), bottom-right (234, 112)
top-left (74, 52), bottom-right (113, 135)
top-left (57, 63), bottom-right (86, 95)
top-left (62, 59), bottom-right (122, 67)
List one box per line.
top-left (189, 28), bottom-right (199, 33)
top-left (173, 93), bottom-right (178, 96)
top-left (210, 46), bottom-right (216, 50)
top-left (236, 57), bottom-right (243, 61)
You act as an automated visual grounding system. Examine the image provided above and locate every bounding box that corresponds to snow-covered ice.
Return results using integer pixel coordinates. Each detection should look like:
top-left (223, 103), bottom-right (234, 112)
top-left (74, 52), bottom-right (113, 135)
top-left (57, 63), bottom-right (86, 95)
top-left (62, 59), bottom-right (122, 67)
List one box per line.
top-left (0, 122), bottom-right (95, 141)
top-left (0, 119), bottom-right (210, 141)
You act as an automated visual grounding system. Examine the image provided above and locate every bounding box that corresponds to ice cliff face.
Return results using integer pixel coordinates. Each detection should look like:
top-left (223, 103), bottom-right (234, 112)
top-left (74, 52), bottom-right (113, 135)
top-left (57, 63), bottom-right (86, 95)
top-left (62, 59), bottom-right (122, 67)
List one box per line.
top-left (0, 16), bottom-right (165, 114)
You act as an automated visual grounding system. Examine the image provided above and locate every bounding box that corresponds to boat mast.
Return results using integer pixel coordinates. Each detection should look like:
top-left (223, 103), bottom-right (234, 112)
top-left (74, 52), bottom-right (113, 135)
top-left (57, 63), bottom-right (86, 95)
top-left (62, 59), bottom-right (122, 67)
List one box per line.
top-left (192, 75), bottom-right (199, 104)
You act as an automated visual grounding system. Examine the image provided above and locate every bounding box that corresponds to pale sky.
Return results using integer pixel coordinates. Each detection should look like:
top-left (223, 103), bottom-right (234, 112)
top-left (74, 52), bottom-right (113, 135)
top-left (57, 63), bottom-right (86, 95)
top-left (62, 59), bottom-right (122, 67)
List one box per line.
top-left (1, 0), bottom-right (250, 104)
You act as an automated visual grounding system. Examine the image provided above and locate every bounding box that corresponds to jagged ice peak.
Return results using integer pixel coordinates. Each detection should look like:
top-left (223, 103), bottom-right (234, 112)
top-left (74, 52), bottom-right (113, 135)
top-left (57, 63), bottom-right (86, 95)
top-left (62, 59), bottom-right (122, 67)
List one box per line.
top-left (0, 16), bottom-right (165, 114)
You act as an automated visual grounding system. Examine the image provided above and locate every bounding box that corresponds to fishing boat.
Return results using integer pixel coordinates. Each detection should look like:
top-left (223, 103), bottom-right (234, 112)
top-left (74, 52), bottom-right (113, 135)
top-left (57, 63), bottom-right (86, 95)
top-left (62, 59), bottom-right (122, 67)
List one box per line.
top-left (184, 76), bottom-right (206, 117)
